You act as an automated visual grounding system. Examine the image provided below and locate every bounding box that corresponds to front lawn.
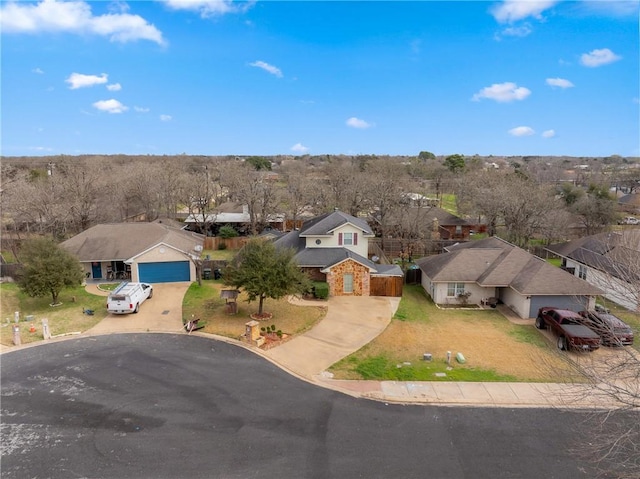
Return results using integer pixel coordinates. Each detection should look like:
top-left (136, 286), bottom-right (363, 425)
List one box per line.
top-left (0, 283), bottom-right (107, 346)
top-left (182, 280), bottom-right (326, 340)
top-left (329, 285), bottom-right (569, 382)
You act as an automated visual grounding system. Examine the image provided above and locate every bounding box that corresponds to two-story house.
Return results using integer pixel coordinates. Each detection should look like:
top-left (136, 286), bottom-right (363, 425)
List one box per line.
top-left (273, 209), bottom-right (403, 296)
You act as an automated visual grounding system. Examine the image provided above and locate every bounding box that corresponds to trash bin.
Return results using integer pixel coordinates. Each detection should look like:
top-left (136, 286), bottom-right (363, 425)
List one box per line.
top-left (213, 269), bottom-right (222, 280)
top-left (203, 268), bottom-right (212, 280)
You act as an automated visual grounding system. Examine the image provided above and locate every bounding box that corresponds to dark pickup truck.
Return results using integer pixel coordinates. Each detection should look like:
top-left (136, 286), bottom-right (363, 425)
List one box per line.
top-left (536, 307), bottom-right (601, 351)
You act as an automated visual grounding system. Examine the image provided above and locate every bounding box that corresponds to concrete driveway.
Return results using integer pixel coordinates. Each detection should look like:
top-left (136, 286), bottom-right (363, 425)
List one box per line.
top-left (86, 282), bottom-right (190, 335)
top-left (263, 296), bottom-right (400, 378)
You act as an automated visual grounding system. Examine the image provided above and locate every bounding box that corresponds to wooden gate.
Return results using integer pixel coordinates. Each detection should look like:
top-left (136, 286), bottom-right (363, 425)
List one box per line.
top-left (370, 276), bottom-right (403, 297)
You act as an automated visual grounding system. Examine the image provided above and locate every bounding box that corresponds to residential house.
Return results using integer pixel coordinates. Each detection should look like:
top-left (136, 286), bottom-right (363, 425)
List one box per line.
top-left (416, 236), bottom-right (602, 318)
top-left (61, 221), bottom-right (204, 283)
top-left (273, 209), bottom-right (403, 297)
top-left (546, 230), bottom-right (640, 311)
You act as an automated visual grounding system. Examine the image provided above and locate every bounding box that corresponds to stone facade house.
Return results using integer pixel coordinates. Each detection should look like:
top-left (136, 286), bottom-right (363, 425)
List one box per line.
top-left (273, 210), bottom-right (403, 297)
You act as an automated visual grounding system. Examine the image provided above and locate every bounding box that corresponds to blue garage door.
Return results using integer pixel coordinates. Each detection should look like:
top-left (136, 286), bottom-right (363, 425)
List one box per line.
top-left (138, 261), bottom-right (190, 283)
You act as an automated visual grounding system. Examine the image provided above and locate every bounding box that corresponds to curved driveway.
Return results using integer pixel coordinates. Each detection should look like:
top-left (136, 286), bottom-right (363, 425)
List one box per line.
top-left (0, 334), bottom-right (599, 479)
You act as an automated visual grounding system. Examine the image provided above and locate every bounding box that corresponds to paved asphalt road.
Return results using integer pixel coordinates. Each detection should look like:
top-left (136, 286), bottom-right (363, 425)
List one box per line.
top-left (1, 334), bottom-right (599, 479)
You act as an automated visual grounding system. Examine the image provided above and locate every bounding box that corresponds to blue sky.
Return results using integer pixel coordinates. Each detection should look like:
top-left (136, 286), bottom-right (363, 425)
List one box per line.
top-left (1, 0), bottom-right (638, 157)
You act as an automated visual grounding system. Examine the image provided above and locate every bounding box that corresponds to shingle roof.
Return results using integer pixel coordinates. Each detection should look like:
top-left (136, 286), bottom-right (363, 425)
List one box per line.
top-left (546, 230), bottom-right (640, 282)
top-left (60, 223), bottom-right (204, 262)
top-left (417, 236), bottom-right (602, 296)
top-left (299, 210), bottom-right (373, 237)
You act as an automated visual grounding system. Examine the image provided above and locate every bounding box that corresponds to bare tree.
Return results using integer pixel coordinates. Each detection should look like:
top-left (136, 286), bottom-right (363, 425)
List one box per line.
top-left (550, 233), bottom-right (639, 478)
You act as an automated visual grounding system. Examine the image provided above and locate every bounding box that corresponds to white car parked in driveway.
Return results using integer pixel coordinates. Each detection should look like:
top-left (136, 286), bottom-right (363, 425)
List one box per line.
top-left (107, 282), bottom-right (153, 314)
top-left (619, 216), bottom-right (640, 225)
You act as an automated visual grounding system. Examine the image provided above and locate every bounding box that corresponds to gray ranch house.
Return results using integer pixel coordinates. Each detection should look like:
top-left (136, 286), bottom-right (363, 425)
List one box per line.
top-left (273, 210), bottom-right (403, 297)
top-left (416, 236), bottom-right (602, 318)
top-left (61, 222), bottom-right (204, 283)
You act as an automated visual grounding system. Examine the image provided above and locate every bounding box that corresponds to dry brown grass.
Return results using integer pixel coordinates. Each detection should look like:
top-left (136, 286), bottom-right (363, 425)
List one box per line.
top-left (331, 285), bottom-right (573, 381)
top-left (182, 280), bottom-right (327, 340)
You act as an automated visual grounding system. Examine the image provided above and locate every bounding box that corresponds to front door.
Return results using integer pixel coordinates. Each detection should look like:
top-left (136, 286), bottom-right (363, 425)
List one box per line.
top-left (343, 274), bottom-right (354, 294)
top-left (91, 262), bottom-right (102, 279)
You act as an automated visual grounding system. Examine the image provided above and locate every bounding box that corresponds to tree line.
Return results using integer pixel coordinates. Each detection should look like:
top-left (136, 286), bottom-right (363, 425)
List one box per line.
top-left (1, 153), bottom-right (637, 251)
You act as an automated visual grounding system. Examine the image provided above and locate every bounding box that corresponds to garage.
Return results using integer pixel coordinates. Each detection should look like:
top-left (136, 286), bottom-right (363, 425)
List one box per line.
top-left (528, 295), bottom-right (591, 318)
top-left (138, 261), bottom-right (191, 283)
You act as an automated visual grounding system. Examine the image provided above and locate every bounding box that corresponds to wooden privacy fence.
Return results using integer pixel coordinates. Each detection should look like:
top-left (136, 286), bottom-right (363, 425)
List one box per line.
top-left (370, 276), bottom-right (403, 297)
top-left (203, 236), bottom-right (250, 251)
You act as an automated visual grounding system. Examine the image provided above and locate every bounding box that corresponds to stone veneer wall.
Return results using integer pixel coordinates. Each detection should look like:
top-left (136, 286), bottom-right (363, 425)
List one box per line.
top-left (326, 259), bottom-right (370, 296)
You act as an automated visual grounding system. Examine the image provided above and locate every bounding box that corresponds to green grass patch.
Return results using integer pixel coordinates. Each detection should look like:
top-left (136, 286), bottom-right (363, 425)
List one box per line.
top-left (341, 354), bottom-right (517, 382)
top-left (393, 285), bottom-right (432, 321)
top-left (1, 250), bottom-right (17, 263)
top-left (546, 258), bottom-right (562, 267)
top-left (202, 249), bottom-right (237, 261)
top-left (0, 282), bottom-right (107, 346)
top-left (439, 194), bottom-right (457, 214)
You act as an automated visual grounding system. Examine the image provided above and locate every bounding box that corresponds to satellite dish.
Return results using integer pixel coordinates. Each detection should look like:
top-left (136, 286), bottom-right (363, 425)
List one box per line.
top-left (194, 245), bottom-right (203, 252)
top-left (372, 255), bottom-right (379, 263)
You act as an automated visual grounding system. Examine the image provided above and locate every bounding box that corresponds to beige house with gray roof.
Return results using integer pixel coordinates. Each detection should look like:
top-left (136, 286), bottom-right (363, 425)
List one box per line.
top-left (416, 236), bottom-right (602, 318)
top-left (61, 222), bottom-right (204, 283)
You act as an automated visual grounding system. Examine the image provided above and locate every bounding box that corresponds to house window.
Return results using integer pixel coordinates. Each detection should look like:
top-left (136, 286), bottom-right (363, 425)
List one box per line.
top-left (447, 283), bottom-right (465, 297)
top-left (578, 265), bottom-right (587, 280)
top-left (343, 274), bottom-right (354, 293)
top-left (339, 232), bottom-right (358, 246)
top-left (455, 225), bottom-right (462, 235)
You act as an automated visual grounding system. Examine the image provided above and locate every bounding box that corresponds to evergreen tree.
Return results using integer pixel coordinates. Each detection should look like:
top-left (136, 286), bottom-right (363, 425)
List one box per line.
top-left (17, 237), bottom-right (84, 304)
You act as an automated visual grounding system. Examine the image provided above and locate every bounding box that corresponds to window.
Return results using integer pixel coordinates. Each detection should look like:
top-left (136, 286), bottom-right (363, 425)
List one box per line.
top-left (338, 232), bottom-right (358, 246)
top-left (578, 265), bottom-right (587, 280)
top-left (455, 225), bottom-right (462, 235)
top-left (447, 283), bottom-right (465, 297)
top-left (343, 274), bottom-right (354, 293)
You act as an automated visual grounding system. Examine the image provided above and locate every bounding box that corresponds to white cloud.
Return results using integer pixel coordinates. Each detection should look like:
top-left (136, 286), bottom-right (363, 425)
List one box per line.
top-left (32, 67), bottom-right (44, 74)
top-left (160, 114), bottom-right (172, 121)
top-left (106, 82), bottom-right (122, 91)
top-left (491, 0), bottom-right (558, 23)
top-left (93, 99), bottom-right (128, 114)
top-left (542, 129), bottom-right (556, 138)
top-left (497, 24), bottom-right (532, 38)
top-left (580, 48), bottom-right (621, 67)
top-left (577, 1), bottom-right (639, 17)
top-left (290, 143), bottom-right (309, 153)
top-left (346, 117), bottom-right (372, 129)
top-left (545, 77), bottom-right (574, 88)
top-left (249, 60), bottom-right (283, 78)
top-left (162, 0), bottom-right (249, 18)
top-left (508, 126), bottom-right (535, 137)
top-left (134, 106), bottom-right (150, 112)
top-left (472, 82), bottom-right (531, 102)
top-left (0, 0), bottom-right (165, 45)
top-left (66, 72), bottom-right (108, 89)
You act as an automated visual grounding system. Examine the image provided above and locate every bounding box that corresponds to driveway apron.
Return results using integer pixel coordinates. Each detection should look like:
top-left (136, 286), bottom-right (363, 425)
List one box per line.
top-left (264, 296), bottom-right (400, 378)
top-left (86, 283), bottom-right (190, 334)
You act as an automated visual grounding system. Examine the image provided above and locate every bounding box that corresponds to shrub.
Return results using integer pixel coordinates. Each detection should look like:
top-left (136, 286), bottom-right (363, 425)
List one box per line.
top-left (313, 282), bottom-right (329, 299)
top-left (218, 225), bottom-right (238, 239)
top-left (217, 242), bottom-right (227, 250)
